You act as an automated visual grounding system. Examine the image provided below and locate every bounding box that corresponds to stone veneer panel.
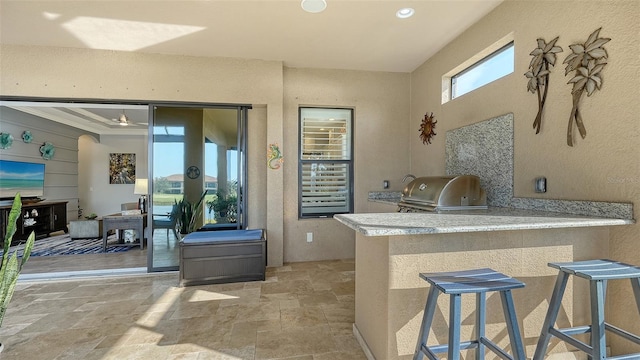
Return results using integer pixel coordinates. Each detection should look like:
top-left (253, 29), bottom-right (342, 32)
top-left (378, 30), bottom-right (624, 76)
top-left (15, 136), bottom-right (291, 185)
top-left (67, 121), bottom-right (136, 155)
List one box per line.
top-left (446, 113), bottom-right (513, 207)
top-left (444, 112), bottom-right (633, 219)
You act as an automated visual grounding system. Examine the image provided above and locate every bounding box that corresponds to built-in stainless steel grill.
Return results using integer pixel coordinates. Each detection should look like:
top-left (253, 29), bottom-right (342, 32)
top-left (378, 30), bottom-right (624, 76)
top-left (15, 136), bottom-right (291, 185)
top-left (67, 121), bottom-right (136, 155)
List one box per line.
top-left (398, 175), bottom-right (487, 212)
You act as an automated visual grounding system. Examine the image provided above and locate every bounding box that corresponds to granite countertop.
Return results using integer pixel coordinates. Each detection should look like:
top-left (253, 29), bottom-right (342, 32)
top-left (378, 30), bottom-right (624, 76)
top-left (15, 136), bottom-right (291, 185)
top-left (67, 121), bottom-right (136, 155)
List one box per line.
top-left (368, 191), bottom-right (402, 205)
top-left (334, 208), bottom-right (635, 236)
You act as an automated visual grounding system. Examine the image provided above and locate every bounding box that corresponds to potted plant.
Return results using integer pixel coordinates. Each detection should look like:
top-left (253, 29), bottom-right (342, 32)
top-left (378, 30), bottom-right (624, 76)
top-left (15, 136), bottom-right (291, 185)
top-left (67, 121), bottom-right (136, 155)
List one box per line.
top-left (0, 193), bottom-right (36, 352)
top-left (208, 190), bottom-right (237, 223)
top-left (175, 190), bottom-right (208, 234)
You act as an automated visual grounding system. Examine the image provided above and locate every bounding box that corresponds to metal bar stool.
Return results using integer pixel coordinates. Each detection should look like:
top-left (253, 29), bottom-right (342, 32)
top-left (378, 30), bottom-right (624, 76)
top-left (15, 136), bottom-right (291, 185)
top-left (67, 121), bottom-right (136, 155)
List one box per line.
top-left (414, 268), bottom-right (526, 360)
top-left (533, 259), bottom-right (640, 360)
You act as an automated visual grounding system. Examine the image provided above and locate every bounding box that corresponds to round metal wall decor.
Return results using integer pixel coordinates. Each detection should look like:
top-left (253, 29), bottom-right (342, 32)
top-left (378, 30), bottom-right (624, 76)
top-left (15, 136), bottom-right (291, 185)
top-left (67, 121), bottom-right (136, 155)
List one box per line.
top-left (419, 112), bottom-right (437, 145)
top-left (186, 165), bottom-right (200, 179)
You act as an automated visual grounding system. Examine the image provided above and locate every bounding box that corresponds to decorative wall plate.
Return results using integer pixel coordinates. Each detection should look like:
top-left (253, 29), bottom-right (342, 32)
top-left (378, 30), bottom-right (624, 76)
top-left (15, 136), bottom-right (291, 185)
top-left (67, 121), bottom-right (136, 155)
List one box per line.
top-left (186, 165), bottom-right (200, 179)
top-left (0, 133), bottom-right (14, 149)
top-left (419, 113), bottom-right (437, 145)
top-left (22, 130), bottom-right (33, 143)
top-left (40, 142), bottom-right (55, 160)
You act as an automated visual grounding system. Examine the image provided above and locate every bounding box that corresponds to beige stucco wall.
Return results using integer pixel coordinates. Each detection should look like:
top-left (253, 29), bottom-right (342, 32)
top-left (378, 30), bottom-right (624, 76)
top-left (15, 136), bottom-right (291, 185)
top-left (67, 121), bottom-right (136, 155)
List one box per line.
top-left (282, 67), bottom-right (410, 263)
top-left (408, 0), bottom-right (639, 354)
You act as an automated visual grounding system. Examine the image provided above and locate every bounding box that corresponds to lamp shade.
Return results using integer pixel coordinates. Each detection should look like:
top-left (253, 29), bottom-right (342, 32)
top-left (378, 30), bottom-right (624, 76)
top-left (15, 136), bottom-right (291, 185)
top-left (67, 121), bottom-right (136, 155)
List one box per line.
top-left (134, 178), bottom-right (148, 194)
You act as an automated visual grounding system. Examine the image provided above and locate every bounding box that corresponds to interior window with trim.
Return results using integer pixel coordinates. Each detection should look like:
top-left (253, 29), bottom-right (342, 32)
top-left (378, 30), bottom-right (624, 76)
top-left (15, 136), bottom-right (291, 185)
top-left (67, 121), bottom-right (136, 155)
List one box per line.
top-left (299, 107), bottom-right (353, 218)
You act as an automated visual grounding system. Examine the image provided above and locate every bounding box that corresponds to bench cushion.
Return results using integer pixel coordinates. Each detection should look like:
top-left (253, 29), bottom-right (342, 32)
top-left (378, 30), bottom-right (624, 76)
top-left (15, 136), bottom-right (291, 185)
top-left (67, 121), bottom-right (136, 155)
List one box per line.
top-left (180, 229), bottom-right (264, 245)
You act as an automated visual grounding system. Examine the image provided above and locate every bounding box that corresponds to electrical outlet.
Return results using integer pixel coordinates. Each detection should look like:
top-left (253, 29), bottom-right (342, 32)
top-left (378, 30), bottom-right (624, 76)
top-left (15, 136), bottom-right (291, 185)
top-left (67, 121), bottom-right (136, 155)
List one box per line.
top-left (306, 232), bottom-right (313, 243)
top-left (535, 177), bottom-right (547, 193)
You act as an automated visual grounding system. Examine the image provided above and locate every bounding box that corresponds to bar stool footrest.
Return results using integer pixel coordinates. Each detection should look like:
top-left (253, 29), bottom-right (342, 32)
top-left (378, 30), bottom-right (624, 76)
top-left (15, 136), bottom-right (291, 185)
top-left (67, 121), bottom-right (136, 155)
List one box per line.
top-left (606, 323), bottom-right (640, 345)
top-left (427, 340), bottom-right (478, 354)
top-left (609, 353), bottom-right (640, 360)
top-left (421, 338), bottom-right (516, 360)
top-left (480, 337), bottom-right (516, 360)
top-left (549, 327), bottom-right (593, 354)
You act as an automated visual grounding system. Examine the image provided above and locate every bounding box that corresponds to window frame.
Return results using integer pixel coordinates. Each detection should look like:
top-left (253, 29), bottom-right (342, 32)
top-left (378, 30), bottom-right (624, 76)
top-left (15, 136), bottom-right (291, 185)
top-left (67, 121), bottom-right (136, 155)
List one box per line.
top-left (298, 106), bottom-right (354, 219)
top-left (441, 33), bottom-right (514, 104)
top-left (450, 41), bottom-right (514, 100)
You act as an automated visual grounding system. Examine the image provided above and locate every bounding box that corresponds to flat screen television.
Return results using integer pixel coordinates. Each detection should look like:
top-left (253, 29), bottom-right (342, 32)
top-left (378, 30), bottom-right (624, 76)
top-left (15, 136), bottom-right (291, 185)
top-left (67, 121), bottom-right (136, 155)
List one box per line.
top-left (0, 160), bottom-right (46, 200)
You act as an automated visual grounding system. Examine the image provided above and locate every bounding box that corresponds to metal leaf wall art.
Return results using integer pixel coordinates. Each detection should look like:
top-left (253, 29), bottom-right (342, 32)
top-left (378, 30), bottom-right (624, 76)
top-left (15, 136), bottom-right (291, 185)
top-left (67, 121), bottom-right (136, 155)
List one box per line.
top-left (525, 37), bottom-right (563, 134)
top-left (563, 28), bottom-right (610, 146)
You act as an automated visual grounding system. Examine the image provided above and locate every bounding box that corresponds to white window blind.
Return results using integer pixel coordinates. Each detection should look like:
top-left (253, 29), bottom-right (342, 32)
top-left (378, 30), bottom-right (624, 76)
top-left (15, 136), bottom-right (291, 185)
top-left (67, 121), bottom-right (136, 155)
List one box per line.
top-left (299, 108), bottom-right (353, 217)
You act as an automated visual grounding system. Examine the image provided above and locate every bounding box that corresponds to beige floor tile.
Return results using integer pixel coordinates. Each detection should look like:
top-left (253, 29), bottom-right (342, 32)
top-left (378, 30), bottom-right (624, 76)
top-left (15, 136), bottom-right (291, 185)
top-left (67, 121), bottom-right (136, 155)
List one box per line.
top-left (255, 324), bottom-right (336, 359)
top-left (297, 290), bottom-right (338, 307)
top-left (280, 307), bottom-right (327, 329)
top-left (260, 279), bottom-right (315, 296)
top-left (3, 259), bottom-right (366, 360)
top-left (313, 350), bottom-right (367, 360)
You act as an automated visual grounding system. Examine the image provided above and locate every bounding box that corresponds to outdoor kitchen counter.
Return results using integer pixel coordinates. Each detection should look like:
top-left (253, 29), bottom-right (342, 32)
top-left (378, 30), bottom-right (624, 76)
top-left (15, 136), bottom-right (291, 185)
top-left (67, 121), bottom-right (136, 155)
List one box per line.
top-left (334, 207), bottom-right (633, 236)
top-left (334, 209), bottom-right (634, 360)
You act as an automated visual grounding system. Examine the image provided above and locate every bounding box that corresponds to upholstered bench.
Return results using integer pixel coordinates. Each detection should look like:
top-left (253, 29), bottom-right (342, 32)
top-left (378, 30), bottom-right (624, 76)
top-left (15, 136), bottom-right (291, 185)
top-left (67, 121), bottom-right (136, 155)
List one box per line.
top-left (179, 229), bottom-right (266, 286)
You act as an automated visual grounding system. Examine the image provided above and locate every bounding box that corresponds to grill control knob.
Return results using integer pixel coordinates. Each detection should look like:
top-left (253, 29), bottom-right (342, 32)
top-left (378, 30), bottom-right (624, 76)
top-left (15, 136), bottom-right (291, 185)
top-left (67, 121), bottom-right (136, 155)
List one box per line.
top-left (419, 183), bottom-right (427, 191)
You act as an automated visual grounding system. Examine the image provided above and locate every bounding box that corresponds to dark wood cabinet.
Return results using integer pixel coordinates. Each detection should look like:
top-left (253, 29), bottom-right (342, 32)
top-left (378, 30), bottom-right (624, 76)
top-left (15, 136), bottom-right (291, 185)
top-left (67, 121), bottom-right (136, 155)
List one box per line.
top-left (0, 201), bottom-right (68, 245)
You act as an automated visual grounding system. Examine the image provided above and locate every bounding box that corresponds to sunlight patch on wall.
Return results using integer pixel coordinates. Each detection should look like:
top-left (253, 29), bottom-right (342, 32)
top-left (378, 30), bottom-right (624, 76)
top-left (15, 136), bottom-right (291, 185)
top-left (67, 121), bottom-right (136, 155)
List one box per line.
top-left (42, 12), bottom-right (61, 20)
top-left (60, 16), bottom-right (205, 51)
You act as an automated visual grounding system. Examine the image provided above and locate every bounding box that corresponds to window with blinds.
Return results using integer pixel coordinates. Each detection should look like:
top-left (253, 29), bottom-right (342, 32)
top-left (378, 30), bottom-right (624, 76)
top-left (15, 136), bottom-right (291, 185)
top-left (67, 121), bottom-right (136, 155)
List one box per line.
top-left (299, 107), bottom-right (353, 218)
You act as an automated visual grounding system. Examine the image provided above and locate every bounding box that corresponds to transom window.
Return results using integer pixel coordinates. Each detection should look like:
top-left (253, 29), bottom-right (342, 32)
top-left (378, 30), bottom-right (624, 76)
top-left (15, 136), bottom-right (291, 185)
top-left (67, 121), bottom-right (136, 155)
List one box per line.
top-left (451, 42), bottom-right (514, 99)
top-left (299, 107), bottom-right (353, 218)
top-left (442, 33), bottom-right (515, 103)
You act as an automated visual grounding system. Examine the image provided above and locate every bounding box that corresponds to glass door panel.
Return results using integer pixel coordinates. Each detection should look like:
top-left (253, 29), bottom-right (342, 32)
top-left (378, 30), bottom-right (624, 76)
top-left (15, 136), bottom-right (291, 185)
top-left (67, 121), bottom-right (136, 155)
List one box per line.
top-left (149, 105), bottom-right (247, 271)
top-left (151, 124), bottom-right (185, 269)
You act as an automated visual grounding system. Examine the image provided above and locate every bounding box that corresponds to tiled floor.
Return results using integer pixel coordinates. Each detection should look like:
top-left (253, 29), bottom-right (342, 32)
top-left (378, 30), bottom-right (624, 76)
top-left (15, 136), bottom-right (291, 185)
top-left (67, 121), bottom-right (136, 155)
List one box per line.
top-left (1, 259), bottom-right (366, 360)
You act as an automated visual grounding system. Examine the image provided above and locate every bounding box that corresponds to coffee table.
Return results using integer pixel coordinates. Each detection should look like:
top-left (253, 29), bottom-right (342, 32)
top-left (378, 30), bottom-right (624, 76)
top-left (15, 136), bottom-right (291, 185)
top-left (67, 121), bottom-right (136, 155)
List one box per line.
top-left (102, 213), bottom-right (147, 252)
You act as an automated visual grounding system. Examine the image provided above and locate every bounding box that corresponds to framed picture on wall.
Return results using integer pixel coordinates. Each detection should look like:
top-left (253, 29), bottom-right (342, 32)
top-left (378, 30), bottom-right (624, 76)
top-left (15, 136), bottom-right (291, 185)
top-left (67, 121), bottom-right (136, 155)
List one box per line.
top-left (109, 153), bottom-right (136, 184)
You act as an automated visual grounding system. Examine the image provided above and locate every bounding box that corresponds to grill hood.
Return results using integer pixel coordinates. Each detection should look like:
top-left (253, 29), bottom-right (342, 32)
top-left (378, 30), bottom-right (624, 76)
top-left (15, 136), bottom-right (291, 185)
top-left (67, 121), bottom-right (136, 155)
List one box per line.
top-left (398, 175), bottom-right (487, 212)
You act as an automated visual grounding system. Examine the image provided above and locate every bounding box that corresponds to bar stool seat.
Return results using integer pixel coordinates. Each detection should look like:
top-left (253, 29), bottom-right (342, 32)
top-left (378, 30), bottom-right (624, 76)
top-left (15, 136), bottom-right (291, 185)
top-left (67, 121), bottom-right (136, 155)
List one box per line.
top-left (414, 268), bottom-right (526, 360)
top-left (533, 259), bottom-right (640, 360)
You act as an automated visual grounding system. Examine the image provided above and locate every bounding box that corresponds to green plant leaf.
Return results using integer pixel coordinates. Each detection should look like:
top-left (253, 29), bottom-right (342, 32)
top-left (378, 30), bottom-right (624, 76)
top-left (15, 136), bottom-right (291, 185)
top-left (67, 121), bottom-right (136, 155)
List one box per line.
top-left (19, 232), bottom-right (35, 269)
top-left (2, 194), bottom-right (21, 265)
top-left (0, 193), bottom-right (32, 327)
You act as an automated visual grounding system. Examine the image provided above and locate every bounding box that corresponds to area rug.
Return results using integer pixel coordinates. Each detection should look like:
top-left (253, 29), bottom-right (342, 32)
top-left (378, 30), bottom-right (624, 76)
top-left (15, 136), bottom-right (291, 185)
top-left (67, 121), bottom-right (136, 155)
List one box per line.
top-left (6, 234), bottom-right (134, 257)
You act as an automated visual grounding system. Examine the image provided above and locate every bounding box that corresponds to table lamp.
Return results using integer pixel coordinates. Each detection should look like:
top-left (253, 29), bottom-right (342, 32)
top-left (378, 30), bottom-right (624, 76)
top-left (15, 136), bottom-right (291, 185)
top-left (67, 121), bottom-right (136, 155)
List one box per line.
top-left (134, 178), bottom-right (148, 213)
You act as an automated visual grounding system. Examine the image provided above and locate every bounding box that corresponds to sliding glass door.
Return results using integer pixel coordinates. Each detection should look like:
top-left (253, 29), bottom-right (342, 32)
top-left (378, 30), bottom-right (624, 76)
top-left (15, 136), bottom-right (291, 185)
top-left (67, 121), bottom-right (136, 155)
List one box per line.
top-left (148, 105), bottom-right (248, 271)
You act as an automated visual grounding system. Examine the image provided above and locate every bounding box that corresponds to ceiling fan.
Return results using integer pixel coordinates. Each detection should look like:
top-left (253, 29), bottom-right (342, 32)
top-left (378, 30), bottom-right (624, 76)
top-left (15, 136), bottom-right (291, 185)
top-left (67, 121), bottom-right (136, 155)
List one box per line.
top-left (114, 111), bottom-right (130, 126)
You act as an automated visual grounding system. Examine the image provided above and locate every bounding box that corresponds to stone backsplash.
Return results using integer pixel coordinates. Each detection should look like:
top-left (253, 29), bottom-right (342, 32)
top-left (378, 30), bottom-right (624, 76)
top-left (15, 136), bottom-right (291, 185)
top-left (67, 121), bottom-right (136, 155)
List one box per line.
top-left (444, 112), bottom-right (633, 219)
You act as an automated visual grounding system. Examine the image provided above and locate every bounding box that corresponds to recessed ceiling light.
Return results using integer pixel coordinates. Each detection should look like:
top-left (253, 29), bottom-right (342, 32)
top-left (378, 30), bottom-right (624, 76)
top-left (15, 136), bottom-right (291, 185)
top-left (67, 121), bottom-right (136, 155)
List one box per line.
top-left (396, 7), bottom-right (415, 19)
top-left (301, 0), bottom-right (327, 13)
